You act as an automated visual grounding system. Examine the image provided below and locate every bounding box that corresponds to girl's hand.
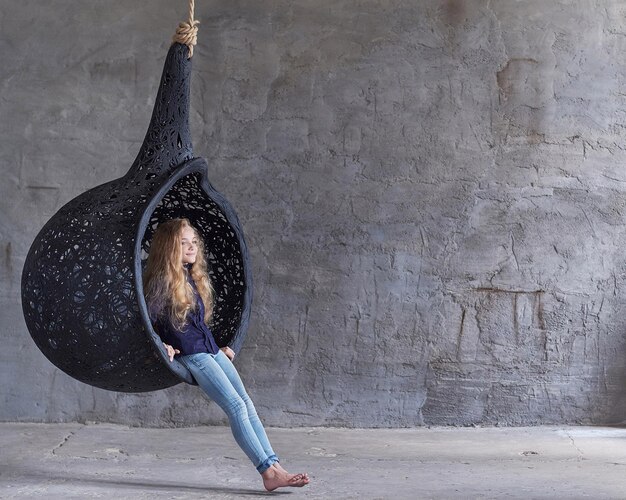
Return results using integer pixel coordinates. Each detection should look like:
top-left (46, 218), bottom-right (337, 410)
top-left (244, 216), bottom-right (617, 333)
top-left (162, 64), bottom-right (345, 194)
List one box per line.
top-left (163, 343), bottom-right (180, 362)
top-left (221, 346), bottom-right (235, 361)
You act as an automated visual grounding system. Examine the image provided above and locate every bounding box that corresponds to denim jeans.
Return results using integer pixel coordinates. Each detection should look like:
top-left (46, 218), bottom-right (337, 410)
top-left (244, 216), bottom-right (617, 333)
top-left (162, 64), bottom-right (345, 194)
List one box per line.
top-left (179, 350), bottom-right (279, 474)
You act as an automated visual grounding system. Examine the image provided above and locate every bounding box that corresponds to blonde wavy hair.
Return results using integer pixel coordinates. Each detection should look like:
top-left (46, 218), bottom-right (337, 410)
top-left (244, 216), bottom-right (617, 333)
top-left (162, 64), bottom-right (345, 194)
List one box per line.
top-left (143, 218), bottom-right (214, 331)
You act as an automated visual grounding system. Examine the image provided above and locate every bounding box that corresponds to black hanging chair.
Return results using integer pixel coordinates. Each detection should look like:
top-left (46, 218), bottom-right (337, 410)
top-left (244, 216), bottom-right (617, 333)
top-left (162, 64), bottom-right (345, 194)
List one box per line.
top-left (21, 32), bottom-right (252, 392)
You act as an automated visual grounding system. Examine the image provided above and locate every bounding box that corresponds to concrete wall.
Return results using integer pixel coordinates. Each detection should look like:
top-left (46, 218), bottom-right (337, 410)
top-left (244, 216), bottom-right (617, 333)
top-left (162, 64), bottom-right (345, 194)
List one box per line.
top-left (2, 0), bottom-right (626, 427)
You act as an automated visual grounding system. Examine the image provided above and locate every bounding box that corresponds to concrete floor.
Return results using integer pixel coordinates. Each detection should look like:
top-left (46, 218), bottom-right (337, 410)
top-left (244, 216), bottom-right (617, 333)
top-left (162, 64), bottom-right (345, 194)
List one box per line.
top-left (1, 423), bottom-right (625, 499)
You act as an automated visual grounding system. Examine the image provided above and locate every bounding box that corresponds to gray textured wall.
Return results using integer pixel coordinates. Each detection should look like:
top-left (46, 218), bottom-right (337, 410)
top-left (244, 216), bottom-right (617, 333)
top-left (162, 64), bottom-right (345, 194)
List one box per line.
top-left (2, 0), bottom-right (626, 427)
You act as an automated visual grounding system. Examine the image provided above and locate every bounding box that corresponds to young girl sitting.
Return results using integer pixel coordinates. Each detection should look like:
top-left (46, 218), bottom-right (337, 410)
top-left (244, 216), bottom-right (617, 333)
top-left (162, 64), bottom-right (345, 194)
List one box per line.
top-left (143, 218), bottom-right (309, 491)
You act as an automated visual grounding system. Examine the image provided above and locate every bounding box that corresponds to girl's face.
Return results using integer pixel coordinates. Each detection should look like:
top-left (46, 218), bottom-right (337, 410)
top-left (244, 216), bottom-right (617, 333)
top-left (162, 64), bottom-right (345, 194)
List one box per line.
top-left (180, 226), bottom-right (198, 265)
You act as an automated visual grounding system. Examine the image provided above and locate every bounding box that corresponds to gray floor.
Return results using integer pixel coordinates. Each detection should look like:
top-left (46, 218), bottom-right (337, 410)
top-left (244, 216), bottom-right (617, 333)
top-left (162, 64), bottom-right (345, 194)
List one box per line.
top-left (1, 423), bottom-right (625, 499)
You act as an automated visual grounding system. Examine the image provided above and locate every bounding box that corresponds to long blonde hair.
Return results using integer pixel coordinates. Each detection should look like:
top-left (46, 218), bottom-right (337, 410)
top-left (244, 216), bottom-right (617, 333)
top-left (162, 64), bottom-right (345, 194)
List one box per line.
top-left (143, 218), bottom-right (214, 331)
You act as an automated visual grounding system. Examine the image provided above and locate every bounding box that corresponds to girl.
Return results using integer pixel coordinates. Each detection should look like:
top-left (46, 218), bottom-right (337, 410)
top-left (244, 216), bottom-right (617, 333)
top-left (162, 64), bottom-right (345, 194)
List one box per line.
top-left (143, 218), bottom-right (309, 491)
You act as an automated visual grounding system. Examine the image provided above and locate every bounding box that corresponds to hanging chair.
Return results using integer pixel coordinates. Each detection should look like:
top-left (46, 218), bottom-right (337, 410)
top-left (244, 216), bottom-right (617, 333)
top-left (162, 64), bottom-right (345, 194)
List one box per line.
top-left (20, 8), bottom-right (252, 392)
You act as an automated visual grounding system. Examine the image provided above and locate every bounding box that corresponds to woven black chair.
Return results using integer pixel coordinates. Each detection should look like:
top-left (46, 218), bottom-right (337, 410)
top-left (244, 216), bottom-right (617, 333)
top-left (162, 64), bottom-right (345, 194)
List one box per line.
top-left (21, 41), bottom-right (252, 392)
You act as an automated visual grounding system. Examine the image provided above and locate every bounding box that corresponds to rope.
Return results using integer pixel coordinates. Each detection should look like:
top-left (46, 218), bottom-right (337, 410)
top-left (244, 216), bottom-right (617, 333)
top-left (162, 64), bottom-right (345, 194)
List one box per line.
top-left (172, 0), bottom-right (199, 58)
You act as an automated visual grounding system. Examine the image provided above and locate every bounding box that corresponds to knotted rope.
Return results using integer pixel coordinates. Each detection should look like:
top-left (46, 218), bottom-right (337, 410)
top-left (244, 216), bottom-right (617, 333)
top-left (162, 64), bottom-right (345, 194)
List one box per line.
top-left (172, 0), bottom-right (199, 58)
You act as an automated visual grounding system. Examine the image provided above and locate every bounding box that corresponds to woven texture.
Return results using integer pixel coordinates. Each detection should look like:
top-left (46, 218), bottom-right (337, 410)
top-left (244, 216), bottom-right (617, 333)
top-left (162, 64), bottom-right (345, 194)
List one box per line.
top-left (21, 43), bottom-right (252, 392)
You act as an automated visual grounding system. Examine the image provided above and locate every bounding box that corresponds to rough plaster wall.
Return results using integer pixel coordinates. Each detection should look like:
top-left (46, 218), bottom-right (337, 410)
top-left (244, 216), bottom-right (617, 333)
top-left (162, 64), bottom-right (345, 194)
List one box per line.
top-left (2, 0), bottom-right (626, 427)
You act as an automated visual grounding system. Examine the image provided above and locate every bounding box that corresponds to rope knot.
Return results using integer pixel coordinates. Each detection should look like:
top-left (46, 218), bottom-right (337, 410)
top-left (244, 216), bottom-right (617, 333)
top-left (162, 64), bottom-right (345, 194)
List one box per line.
top-left (173, 19), bottom-right (200, 58)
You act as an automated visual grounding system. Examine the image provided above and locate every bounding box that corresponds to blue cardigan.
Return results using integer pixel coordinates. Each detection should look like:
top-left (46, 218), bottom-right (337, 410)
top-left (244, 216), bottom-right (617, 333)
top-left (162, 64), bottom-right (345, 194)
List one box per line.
top-left (149, 269), bottom-right (220, 356)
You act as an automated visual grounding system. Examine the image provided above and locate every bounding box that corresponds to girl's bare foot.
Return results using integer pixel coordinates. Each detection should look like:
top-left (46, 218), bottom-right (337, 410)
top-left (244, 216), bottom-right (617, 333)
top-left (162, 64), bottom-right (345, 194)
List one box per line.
top-left (272, 462), bottom-right (309, 482)
top-left (262, 466), bottom-right (310, 491)
top-left (272, 462), bottom-right (309, 478)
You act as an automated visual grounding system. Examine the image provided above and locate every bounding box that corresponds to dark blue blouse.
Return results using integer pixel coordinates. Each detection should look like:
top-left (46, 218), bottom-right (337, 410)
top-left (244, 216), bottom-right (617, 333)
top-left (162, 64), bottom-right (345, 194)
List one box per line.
top-left (149, 267), bottom-right (220, 356)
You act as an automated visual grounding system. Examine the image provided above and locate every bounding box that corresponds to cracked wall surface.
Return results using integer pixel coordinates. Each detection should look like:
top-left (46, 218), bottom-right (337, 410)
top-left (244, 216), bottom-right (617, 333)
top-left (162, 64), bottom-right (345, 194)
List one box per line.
top-left (2, 0), bottom-right (626, 426)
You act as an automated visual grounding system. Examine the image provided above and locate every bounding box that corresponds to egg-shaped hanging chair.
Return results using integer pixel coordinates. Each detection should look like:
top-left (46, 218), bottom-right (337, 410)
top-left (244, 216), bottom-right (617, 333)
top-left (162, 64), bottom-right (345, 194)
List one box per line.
top-left (20, 11), bottom-right (252, 392)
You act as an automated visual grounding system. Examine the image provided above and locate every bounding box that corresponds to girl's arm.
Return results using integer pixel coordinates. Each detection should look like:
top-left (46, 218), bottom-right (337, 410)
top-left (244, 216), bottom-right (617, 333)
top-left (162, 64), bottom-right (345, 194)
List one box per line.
top-left (148, 307), bottom-right (181, 362)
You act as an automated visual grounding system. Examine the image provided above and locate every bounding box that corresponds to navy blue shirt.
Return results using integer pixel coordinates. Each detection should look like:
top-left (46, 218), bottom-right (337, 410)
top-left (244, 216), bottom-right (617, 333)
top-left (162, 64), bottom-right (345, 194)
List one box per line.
top-left (149, 267), bottom-right (220, 356)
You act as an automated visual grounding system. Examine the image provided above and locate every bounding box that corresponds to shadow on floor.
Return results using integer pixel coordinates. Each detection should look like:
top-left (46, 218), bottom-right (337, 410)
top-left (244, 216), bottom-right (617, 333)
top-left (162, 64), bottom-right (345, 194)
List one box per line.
top-left (2, 466), bottom-right (293, 497)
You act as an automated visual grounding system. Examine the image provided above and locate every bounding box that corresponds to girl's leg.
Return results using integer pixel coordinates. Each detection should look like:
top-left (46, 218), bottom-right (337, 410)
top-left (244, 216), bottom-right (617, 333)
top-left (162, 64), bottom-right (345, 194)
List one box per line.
top-left (213, 350), bottom-right (279, 464)
top-left (180, 353), bottom-right (274, 474)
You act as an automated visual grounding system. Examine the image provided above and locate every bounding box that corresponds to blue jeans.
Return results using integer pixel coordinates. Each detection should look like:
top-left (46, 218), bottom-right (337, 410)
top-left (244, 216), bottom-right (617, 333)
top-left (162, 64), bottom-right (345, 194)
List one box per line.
top-left (179, 350), bottom-right (279, 474)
